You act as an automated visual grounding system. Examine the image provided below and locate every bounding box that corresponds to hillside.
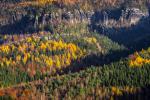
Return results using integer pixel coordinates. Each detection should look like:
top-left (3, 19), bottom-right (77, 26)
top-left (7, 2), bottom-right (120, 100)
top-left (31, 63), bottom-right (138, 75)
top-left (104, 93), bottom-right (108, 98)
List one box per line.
top-left (0, 0), bottom-right (150, 99)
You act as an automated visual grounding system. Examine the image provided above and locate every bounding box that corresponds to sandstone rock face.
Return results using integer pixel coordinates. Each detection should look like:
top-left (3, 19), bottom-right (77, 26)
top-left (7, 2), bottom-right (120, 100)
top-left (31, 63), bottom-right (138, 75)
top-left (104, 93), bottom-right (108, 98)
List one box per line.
top-left (0, 2), bottom-right (94, 34)
top-left (90, 7), bottom-right (149, 34)
top-left (0, 3), bottom-right (27, 26)
top-left (124, 8), bottom-right (149, 25)
top-left (0, 1), bottom-right (149, 34)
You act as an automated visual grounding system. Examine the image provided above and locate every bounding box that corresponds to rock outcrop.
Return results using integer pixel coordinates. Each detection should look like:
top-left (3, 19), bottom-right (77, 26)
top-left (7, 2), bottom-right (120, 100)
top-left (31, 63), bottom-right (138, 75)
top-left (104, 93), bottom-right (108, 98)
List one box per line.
top-left (0, 1), bottom-right (149, 34)
top-left (90, 7), bottom-right (149, 34)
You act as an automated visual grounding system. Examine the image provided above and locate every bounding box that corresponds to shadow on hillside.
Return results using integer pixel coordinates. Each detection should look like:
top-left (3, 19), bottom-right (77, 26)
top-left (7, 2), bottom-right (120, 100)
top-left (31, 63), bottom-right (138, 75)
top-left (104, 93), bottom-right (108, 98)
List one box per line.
top-left (59, 49), bottom-right (130, 74)
top-left (106, 18), bottom-right (150, 51)
top-left (0, 16), bottom-right (35, 34)
top-left (60, 40), bottom-right (149, 74)
top-left (115, 85), bottom-right (150, 100)
top-left (90, 9), bottom-right (150, 51)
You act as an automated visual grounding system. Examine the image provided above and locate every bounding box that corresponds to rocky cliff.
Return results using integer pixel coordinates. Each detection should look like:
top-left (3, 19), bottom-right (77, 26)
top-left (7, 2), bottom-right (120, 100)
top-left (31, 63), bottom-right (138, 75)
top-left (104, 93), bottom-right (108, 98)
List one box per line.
top-left (0, 0), bottom-right (149, 34)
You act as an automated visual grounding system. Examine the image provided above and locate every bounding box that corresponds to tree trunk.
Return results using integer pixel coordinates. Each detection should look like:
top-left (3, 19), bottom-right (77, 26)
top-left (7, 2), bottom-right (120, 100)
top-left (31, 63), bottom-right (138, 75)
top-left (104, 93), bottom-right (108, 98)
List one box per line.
top-left (34, 15), bottom-right (39, 30)
top-left (78, 9), bottom-right (83, 22)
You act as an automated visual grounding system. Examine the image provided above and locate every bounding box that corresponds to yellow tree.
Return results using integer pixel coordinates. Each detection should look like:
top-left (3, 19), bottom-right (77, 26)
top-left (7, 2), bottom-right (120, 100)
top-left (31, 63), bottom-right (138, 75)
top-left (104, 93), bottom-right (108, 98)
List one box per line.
top-left (34, 0), bottom-right (56, 6)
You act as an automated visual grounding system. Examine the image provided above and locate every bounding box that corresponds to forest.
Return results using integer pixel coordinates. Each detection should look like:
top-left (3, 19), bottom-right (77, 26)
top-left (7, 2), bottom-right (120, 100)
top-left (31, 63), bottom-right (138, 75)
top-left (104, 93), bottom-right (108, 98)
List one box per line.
top-left (0, 0), bottom-right (150, 99)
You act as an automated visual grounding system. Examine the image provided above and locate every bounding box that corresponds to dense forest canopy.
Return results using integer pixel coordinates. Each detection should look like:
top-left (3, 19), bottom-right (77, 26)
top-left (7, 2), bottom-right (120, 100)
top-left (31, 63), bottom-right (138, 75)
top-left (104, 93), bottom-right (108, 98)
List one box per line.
top-left (0, 0), bottom-right (150, 99)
